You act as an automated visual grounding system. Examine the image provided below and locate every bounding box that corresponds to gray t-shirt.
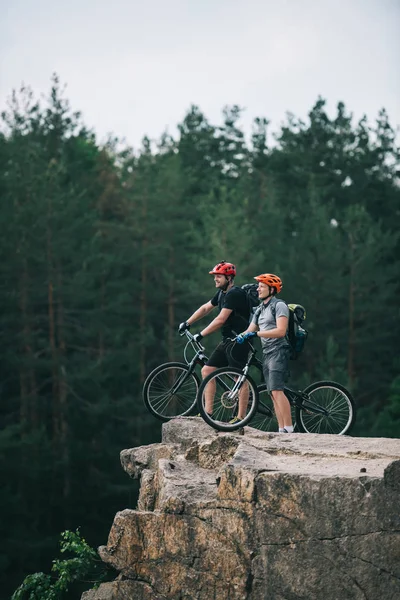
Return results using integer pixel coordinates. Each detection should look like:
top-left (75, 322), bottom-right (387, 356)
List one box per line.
top-left (252, 297), bottom-right (290, 353)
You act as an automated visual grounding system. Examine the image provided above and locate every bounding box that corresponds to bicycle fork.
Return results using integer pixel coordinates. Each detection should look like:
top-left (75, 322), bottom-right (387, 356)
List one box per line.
top-left (170, 367), bottom-right (194, 396)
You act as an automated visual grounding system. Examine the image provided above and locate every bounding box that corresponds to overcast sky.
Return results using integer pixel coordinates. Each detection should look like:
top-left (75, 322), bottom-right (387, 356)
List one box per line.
top-left (1, 0), bottom-right (399, 149)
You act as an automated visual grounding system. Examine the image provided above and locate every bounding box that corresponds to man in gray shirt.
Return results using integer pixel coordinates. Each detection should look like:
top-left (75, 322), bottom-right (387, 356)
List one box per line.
top-left (235, 273), bottom-right (294, 433)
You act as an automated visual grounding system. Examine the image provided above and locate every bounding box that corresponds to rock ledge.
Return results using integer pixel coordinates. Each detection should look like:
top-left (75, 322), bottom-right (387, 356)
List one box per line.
top-left (82, 419), bottom-right (400, 600)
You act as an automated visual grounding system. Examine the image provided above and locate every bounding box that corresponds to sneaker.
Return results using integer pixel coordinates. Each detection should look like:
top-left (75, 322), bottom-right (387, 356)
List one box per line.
top-left (229, 416), bottom-right (243, 425)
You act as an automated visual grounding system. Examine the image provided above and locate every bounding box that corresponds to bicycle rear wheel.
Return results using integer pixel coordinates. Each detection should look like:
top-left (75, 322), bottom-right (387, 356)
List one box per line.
top-left (143, 362), bottom-right (199, 421)
top-left (295, 380), bottom-right (356, 435)
top-left (197, 367), bottom-right (259, 432)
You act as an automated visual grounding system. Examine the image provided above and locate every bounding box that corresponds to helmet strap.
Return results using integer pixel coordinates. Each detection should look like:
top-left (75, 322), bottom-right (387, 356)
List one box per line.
top-left (221, 276), bottom-right (231, 292)
top-left (221, 275), bottom-right (230, 292)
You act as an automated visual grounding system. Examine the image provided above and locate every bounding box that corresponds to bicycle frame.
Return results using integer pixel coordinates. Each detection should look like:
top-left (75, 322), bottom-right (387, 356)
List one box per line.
top-left (286, 388), bottom-right (329, 416)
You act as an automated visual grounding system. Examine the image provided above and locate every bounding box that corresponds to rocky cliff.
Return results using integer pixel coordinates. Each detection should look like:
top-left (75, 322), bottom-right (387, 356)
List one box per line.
top-left (82, 419), bottom-right (400, 600)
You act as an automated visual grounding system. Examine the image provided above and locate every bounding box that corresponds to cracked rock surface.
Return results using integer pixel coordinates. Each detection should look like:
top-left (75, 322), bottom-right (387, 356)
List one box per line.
top-left (82, 419), bottom-right (400, 600)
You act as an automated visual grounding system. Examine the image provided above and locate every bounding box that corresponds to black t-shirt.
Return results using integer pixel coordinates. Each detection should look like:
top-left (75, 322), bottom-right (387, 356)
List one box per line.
top-left (211, 286), bottom-right (250, 338)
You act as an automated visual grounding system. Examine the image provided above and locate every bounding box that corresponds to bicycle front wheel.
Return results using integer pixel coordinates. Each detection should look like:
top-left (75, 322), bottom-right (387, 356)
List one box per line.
top-left (197, 367), bottom-right (259, 432)
top-left (143, 362), bottom-right (199, 421)
top-left (296, 380), bottom-right (356, 435)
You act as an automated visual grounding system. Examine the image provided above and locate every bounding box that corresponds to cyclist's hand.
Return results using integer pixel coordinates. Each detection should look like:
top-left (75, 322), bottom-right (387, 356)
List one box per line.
top-left (236, 332), bottom-right (256, 344)
top-left (244, 331), bottom-right (257, 340)
top-left (193, 333), bottom-right (203, 343)
top-left (178, 321), bottom-right (190, 334)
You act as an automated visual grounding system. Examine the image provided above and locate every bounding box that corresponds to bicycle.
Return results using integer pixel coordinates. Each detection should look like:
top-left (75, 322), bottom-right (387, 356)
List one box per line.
top-left (196, 339), bottom-right (356, 435)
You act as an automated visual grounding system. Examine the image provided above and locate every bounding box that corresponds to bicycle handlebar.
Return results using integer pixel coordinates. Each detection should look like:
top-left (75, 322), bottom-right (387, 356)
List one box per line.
top-left (226, 335), bottom-right (257, 353)
top-left (180, 329), bottom-right (257, 355)
top-left (180, 329), bottom-right (206, 351)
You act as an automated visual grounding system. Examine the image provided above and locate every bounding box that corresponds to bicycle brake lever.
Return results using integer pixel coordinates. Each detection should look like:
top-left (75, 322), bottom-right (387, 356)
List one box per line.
top-left (184, 330), bottom-right (205, 350)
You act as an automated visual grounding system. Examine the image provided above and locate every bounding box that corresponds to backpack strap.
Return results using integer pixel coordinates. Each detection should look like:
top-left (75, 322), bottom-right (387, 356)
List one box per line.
top-left (217, 289), bottom-right (223, 310)
top-left (269, 298), bottom-right (287, 320)
top-left (270, 298), bottom-right (294, 344)
top-left (252, 304), bottom-right (263, 324)
top-left (219, 286), bottom-right (251, 328)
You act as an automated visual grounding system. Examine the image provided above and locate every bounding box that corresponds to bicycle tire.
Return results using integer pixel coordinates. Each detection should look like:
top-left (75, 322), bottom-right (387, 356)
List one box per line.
top-left (295, 380), bottom-right (356, 435)
top-left (143, 362), bottom-right (199, 421)
top-left (197, 367), bottom-right (259, 432)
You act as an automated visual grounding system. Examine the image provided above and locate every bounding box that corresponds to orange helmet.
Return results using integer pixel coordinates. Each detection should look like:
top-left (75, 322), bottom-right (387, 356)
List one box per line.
top-left (209, 261), bottom-right (236, 277)
top-left (254, 273), bottom-right (283, 293)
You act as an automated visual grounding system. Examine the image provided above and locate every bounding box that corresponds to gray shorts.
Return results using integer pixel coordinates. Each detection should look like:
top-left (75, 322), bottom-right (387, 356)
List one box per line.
top-left (262, 348), bottom-right (290, 392)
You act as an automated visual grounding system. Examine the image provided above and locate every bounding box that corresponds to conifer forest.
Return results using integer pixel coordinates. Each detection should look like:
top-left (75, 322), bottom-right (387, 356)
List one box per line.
top-left (1, 77), bottom-right (399, 597)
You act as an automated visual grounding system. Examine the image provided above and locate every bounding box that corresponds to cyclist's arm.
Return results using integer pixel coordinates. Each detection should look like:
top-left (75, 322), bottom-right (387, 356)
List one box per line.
top-left (187, 301), bottom-right (215, 326)
top-left (257, 316), bottom-right (288, 339)
top-left (198, 307), bottom-right (232, 337)
top-left (239, 322), bottom-right (259, 335)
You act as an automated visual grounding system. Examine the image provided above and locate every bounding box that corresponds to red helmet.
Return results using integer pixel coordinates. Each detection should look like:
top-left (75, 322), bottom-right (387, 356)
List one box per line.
top-left (209, 261), bottom-right (236, 277)
top-left (254, 273), bottom-right (283, 293)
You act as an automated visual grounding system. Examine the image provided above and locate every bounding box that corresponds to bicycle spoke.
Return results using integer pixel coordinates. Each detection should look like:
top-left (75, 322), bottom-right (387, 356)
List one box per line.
top-left (297, 382), bottom-right (355, 435)
top-left (143, 364), bottom-right (199, 419)
top-left (248, 388), bottom-right (277, 432)
top-left (198, 368), bottom-right (259, 431)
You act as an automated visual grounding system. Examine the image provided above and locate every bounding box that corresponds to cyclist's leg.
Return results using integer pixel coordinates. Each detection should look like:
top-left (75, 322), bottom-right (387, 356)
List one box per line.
top-left (201, 365), bottom-right (217, 414)
top-left (262, 360), bottom-right (283, 428)
top-left (226, 340), bottom-right (250, 419)
top-left (202, 342), bottom-right (228, 415)
top-left (263, 349), bottom-right (291, 430)
top-left (271, 390), bottom-right (292, 428)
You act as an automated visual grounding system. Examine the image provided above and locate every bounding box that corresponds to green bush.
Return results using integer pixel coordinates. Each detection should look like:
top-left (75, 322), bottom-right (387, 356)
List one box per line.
top-left (11, 530), bottom-right (106, 600)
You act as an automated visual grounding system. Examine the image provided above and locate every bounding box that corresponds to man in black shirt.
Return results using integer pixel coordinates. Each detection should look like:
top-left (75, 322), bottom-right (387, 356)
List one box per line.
top-left (178, 261), bottom-right (250, 418)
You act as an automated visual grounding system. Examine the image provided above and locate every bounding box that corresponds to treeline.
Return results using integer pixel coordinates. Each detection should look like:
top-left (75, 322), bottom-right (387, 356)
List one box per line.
top-left (1, 76), bottom-right (399, 597)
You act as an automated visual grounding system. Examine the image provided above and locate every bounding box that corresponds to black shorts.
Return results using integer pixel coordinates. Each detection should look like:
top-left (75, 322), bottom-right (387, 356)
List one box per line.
top-left (262, 347), bottom-right (290, 392)
top-left (206, 339), bottom-right (249, 370)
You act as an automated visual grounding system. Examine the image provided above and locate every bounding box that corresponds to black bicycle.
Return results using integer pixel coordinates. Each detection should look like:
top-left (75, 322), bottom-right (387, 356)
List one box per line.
top-left (197, 339), bottom-right (356, 435)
